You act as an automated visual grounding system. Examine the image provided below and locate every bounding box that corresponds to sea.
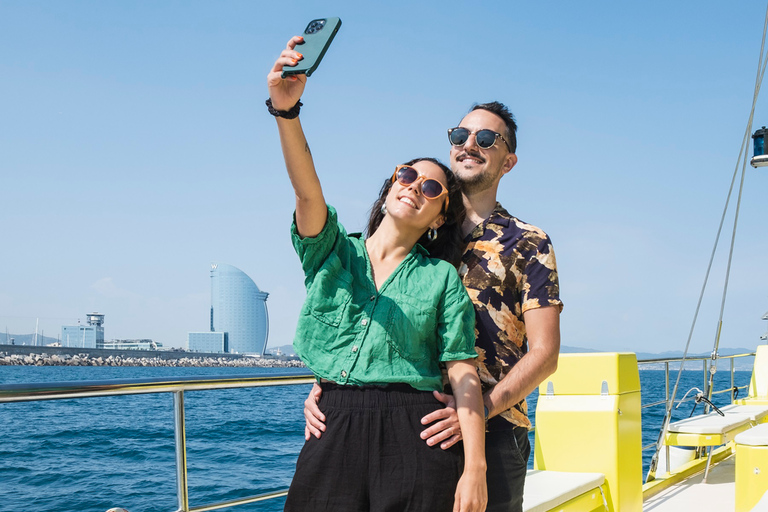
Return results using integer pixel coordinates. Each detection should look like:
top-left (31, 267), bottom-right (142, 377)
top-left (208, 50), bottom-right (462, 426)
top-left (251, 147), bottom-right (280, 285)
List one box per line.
top-left (0, 366), bottom-right (753, 512)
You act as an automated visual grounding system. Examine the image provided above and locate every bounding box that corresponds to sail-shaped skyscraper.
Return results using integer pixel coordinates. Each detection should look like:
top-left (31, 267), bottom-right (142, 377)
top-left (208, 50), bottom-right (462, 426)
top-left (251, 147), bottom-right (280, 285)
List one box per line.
top-left (188, 263), bottom-right (269, 355)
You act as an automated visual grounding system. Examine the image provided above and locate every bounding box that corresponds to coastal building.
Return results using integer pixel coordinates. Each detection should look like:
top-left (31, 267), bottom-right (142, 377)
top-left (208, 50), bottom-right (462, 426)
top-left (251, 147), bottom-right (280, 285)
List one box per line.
top-left (187, 263), bottom-right (269, 355)
top-left (61, 313), bottom-right (105, 349)
top-left (101, 339), bottom-right (161, 350)
top-left (187, 332), bottom-right (227, 353)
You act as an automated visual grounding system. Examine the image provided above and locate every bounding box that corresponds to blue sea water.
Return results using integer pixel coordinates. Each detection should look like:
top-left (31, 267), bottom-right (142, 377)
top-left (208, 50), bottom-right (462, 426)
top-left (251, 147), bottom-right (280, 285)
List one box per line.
top-left (0, 366), bottom-right (752, 512)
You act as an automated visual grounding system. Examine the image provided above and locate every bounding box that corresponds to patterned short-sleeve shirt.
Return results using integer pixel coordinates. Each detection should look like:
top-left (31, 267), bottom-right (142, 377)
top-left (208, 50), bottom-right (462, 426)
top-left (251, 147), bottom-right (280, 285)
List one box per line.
top-left (460, 202), bottom-right (563, 428)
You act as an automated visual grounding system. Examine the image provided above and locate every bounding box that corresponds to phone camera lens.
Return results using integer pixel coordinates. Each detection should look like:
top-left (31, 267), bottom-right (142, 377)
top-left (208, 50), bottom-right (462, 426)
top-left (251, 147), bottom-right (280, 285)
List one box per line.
top-left (305, 20), bottom-right (325, 34)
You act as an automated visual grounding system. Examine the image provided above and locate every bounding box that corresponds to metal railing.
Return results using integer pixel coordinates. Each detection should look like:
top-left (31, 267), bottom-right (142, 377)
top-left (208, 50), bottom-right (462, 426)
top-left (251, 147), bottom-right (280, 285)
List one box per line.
top-left (637, 352), bottom-right (755, 453)
top-left (0, 371), bottom-right (315, 512)
top-left (0, 353), bottom-right (757, 509)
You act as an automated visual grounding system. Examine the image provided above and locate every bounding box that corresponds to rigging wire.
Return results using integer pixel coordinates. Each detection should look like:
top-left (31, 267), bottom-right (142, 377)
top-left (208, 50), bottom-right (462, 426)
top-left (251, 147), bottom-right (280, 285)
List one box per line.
top-left (647, 4), bottom-right (768, 480)
top-left (706, 15), bottom-right (768, 402)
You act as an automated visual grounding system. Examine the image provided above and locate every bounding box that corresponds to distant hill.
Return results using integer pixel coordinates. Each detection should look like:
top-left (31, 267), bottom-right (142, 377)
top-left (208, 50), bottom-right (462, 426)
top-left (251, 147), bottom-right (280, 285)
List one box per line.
top-left (634, 347), bottom-right (756, 361)
top-left (560, 345), bottom-right (600, 353)
top-left (265, 344), bottom-right (298, 357)
top-left (1, 333), bottom-right (60, 347)
top-left (560, 346), bottom-right (756, 370)
top-left (267, 344), bottom-right (606, 357)
top-left (264, 343), bottom-right (757, 361)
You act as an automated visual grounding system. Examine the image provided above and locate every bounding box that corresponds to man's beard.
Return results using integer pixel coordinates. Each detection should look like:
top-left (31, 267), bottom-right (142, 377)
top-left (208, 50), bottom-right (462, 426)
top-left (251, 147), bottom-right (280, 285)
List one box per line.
top-left (455, 168), bottom-right (497, 195)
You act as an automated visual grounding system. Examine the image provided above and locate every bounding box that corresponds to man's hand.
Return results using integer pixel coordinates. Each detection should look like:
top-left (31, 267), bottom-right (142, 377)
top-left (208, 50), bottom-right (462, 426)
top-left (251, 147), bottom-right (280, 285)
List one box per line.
top-left (303, 382), bottom-right (326, 441)
top-left (420, 390), bottom-right (463, 449)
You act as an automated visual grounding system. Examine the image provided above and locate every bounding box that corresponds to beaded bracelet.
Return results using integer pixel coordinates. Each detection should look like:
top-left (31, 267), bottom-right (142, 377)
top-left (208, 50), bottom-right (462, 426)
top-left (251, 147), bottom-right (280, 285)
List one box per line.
top-left (266, 98), bottom-right (302, 119)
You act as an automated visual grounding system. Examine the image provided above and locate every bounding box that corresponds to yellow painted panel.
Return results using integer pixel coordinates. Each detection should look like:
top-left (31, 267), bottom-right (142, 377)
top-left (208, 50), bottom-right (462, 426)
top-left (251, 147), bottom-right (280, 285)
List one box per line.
top-left (734, 398), bottom-right (768, 406)
top-left (534, 393), bottom-right (642, 512)
top-left (542, 487), bottom-right (606, 512)
top-left (735, 444), bottom-right (768, 512)
top-left (747, 345), bottom-right (768, 403)
top-left (538, 353), bottom-right (640, 396)
top-left (664, 432), bottom-right (724, 447)
top-left (747, 345), bottom-right (768, 399)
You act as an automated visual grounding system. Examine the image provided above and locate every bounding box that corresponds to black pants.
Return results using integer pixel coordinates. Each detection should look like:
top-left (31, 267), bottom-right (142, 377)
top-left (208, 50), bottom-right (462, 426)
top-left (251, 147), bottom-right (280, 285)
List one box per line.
top-left (485, 422), bottom-right (530, 512)
top-left (284, 383), bottom-right (464, 512)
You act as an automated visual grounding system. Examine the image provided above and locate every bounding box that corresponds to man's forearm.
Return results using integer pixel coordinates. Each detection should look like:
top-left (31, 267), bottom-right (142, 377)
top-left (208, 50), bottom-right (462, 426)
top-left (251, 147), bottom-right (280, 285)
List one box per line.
top-left (484, 306), bottom-right (560, 419)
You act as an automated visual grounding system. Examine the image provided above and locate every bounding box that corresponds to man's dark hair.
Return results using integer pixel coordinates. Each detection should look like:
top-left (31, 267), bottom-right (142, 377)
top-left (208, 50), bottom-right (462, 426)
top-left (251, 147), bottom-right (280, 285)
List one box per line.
top-left (366, 157), bottom-right (466, 268)
top-left (470, 101), bottom-right (517, 153)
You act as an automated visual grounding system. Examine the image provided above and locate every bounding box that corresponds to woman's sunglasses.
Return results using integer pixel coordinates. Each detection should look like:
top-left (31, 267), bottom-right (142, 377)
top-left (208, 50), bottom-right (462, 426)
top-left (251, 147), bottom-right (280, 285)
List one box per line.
top-left (447, 127), bottom-right (512, 152)
top-left (391, 165), bottom-right (449, 210)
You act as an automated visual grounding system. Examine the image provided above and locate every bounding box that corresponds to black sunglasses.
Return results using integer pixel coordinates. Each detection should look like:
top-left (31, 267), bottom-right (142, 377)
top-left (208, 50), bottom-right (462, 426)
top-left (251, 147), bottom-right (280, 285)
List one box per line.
top-left (448, 127), bottom-right (512, 152)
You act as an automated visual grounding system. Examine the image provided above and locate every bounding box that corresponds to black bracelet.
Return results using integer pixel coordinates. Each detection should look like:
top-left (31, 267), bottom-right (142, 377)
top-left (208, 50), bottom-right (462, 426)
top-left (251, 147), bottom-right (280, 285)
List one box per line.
top-left (266, 98), bottom-right (302, 119)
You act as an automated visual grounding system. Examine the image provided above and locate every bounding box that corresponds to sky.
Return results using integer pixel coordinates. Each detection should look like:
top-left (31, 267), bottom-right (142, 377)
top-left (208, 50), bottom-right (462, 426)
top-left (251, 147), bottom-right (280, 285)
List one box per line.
top-left (1, 1), bottom-right (767, 355)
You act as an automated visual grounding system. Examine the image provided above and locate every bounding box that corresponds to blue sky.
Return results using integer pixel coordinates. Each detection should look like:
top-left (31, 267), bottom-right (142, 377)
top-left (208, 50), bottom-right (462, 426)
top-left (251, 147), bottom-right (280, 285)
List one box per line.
top-left (2, 1), bottom-right (767, 354)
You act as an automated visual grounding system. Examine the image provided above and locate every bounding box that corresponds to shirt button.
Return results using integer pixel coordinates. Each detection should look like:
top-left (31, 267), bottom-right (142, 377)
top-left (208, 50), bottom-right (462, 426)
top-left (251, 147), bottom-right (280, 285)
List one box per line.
top-left (341, 370), bottom-right (347, 378)
top-left (352, 346), bottom-right (358, 353)
top-left (361, 318), bottom-right (368, 326)
top-left (370, 296), bottom-right (376, 301)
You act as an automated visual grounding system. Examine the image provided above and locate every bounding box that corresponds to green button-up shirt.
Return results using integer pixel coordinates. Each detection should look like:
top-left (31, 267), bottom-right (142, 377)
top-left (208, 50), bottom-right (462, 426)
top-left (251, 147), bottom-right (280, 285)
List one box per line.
top-left (291, 206), bottom-right (477, 392)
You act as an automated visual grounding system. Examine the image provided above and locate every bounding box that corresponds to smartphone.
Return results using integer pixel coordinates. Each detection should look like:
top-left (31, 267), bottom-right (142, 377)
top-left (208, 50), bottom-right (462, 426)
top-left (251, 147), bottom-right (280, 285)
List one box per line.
top-left (281, 17), bottom-right (342, 78)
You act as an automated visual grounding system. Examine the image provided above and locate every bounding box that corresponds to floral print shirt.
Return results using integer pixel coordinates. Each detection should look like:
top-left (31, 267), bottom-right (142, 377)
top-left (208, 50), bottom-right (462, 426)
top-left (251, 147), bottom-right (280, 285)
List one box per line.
top-left (460, 203), bottom-right (563, 428)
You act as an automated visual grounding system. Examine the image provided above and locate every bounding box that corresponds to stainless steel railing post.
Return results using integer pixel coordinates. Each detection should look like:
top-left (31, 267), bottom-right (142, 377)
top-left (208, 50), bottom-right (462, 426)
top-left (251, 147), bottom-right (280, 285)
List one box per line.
top-left (665, 361), bottom-right (670, 474)
top-left (174, 390), bottom-right (189, 512)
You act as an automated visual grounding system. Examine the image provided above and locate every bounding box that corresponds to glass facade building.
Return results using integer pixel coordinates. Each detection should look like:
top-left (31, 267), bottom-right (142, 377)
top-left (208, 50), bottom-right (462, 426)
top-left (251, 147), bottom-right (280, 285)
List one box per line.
top-left (61, 313), bottom-right (105, 349)
top-left (208, 263), bottom-right (269, 355)
top-left (188, 332), bottom-right (227, 353)
top-left (102, 339), bottom-right (161, 350)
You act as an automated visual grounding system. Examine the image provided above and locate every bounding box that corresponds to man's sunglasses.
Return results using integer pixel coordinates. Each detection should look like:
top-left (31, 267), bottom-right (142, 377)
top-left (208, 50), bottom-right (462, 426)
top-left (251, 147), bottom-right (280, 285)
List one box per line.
top-left (391, 165), bottom-right (449, 210)
top-left (447, 127), bottom-right (512, 152)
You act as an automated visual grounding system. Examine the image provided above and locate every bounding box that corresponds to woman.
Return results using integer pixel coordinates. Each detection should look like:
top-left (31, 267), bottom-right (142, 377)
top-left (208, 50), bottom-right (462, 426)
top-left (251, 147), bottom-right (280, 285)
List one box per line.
top-left (268, 36), bottom-right (487, 512)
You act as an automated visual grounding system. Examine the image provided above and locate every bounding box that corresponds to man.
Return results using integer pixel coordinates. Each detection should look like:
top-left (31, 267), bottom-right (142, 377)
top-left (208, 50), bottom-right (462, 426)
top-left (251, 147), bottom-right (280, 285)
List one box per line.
top-left (304, 102), bottom-right (562, 512)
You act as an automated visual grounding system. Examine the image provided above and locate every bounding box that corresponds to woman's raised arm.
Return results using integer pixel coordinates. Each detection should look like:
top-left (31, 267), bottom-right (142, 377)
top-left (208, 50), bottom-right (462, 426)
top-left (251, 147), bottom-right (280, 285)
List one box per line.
top-left (267, 36), bottom-right (327, 238)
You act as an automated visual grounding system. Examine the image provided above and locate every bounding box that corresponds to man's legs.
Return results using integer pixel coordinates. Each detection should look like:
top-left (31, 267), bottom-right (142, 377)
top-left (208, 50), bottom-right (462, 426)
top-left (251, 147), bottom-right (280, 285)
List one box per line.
top-left (485, 426), bottom-right (530, 512)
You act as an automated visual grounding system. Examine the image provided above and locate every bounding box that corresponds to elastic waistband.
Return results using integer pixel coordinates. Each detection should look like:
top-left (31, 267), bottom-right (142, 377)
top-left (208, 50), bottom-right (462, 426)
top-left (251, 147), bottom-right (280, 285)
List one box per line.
top-left (319, 382), bottom-right (436, 409)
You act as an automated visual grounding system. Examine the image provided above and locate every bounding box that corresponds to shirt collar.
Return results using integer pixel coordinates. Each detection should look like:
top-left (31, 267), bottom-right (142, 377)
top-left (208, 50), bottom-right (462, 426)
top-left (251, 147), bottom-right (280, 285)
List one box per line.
top-left (466, 202), bottom-right (512, 241)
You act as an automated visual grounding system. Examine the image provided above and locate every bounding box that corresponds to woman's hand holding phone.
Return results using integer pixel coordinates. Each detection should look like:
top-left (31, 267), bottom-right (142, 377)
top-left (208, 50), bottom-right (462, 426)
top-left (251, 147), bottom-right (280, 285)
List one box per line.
top-left (267, 36), bottom-right (306, 111)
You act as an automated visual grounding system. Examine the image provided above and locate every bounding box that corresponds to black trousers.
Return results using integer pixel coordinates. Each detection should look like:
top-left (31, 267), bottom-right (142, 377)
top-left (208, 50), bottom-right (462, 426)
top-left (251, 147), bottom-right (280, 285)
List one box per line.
top-left (485, 422), bottom-right (530, 512)
top-left (284, 383), bottom-right (464, 512)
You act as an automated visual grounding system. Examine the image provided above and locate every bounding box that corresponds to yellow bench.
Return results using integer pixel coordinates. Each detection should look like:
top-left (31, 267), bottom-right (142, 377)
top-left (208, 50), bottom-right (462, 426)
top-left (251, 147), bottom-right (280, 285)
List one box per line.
top-left (663, 346), bottom-right (768, 480)
top-left (665, 404), bottom-right (768, 447)
top-left (523, 470), bottom-right (606, 512)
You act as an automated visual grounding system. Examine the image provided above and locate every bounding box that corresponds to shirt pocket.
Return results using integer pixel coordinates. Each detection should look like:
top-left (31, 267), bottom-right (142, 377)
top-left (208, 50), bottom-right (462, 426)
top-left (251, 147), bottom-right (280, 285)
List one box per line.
top-left (305, 253), bottom-right (354, 328)
top-left (385, 294), bottom-right (438, 363)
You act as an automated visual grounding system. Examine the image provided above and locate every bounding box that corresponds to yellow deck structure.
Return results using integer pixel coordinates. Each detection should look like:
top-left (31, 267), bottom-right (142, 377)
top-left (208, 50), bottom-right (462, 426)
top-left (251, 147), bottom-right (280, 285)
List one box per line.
top-left (529, 352), bottom-right (642, 512)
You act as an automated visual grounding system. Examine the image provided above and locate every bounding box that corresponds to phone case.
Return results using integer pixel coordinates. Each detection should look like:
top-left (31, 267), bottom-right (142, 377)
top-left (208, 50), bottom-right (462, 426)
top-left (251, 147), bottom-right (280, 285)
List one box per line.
top-left (282, 17), bottom-right (342, 78)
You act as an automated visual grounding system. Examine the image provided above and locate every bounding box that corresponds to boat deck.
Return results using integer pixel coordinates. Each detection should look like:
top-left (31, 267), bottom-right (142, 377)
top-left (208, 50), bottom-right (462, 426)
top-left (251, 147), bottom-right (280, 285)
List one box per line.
top-left (645, 455), bottom-right (737, 512)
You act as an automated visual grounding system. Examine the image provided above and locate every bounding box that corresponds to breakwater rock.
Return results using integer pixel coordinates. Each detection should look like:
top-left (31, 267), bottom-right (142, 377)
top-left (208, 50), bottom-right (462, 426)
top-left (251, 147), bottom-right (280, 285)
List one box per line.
top-left (0, 352), bottom-right (306, 368)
